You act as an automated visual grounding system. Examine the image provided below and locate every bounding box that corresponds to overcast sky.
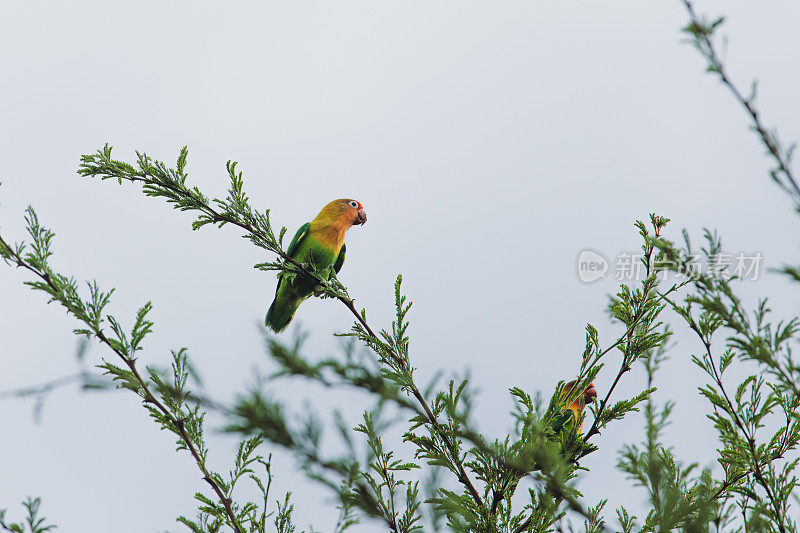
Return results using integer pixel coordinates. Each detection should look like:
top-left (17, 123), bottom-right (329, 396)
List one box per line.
top-left (2, 1), bottom-right (800, 531)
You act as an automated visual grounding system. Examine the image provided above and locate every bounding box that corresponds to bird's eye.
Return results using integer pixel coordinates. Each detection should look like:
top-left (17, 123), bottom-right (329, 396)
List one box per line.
top-left (349, 200), bottom-right (359, 209)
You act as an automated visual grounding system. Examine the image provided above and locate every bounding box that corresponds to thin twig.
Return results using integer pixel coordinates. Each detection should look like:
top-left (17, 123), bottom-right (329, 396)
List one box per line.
top-left (0, 373), bottom-right (105, 401)
top-left (709, 450), bottom-right (784, 502)
top-left (680, 0), bottom-right (800, 203)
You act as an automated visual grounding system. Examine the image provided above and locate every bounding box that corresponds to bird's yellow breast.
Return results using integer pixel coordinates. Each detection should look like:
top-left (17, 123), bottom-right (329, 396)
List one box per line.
top-left (308, 219), bottom-right (346, 255)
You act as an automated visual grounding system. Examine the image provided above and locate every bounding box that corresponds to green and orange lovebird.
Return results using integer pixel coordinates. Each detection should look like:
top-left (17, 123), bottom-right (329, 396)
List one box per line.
top-left (265, 199), bottom-right (367, 333)
top-left (551, 380), bottom-right (597, 435)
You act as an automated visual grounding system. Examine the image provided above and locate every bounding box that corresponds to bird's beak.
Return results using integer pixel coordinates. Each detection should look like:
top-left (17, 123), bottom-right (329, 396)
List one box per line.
top-left (584, 384), bottom-right (597, 403)
top-left (355, 209), bottom-right (367, 225)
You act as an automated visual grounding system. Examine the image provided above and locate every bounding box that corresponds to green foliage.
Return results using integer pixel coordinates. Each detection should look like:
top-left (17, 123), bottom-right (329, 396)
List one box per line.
top-left (616, 336), bottom-right (719, 531)
top-left (652, 227), bottom-right (800, 532)
top-left (355, 413), bottom-right (423, 532)
top-left (0, 499), bottom-right (55, 533)
top-left (0, 208), bottom-right (300, 532)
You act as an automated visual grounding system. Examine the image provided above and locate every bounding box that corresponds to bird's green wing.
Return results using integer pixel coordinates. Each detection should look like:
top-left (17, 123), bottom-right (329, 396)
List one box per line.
top-left (286, 223), bottom-right (310, 258)
top-left (266, 222), bottom-right (312, 332)
top-left (275, 222), bottom-right (310, 291)
top-left (333, 243), bottom-right (346, 274)
top-left (550, 409), bottom-right (574, 434)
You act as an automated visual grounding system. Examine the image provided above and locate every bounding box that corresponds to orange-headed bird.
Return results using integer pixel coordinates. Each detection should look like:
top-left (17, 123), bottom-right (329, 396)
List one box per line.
top-left (266, 199), bottom-right (366, 332)
top-left (552, 380), bottom-right (597, 434)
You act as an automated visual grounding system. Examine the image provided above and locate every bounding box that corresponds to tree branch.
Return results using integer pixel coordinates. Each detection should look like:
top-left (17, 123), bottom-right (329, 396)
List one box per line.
top-left (0, 231), bottom-right (244, 533)
top-left (679, 0), bottom-right (800, 204)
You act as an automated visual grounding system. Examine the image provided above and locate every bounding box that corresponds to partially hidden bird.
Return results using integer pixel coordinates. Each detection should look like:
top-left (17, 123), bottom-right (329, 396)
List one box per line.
top-left (265, 199), bottom-right (367, 333)
top-left (551, 380), bottom-right (597, 435)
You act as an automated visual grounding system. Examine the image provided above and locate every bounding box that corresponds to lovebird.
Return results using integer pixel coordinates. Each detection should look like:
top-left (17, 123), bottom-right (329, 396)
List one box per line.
top-left (265, 199), bottom-right (367, 333)
top-left (551, 380), bottom-right (597, 435)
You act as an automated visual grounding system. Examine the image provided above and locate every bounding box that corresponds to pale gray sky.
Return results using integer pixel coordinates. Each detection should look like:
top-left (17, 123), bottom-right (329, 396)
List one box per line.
top-left (2, 1), bottom-right (799, 531)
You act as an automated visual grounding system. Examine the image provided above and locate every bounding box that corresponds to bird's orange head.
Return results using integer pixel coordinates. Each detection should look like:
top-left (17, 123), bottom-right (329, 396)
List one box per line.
top-left (314, 199), bottom-right (367, 227)
top-left (562, 380), bottom-right (597, 411)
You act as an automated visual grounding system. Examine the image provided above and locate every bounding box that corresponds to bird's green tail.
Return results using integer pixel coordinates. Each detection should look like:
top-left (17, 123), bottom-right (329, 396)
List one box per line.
top-left (265, 296), bottom-right (301, 333)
